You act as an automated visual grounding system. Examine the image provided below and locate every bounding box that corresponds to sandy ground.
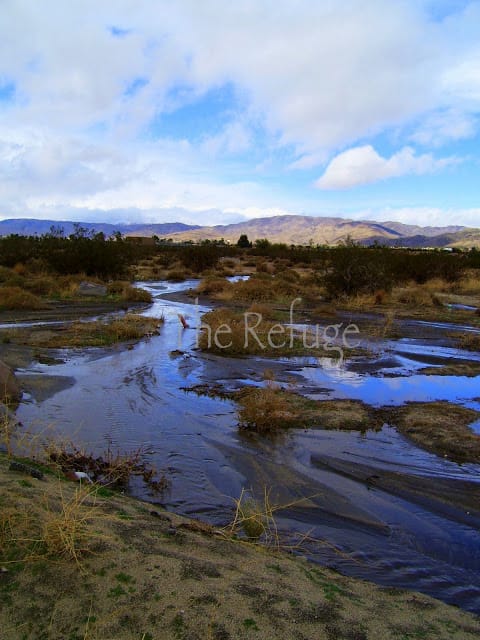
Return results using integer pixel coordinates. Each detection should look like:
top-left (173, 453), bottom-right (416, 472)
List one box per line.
top-left (1, 455), bottom-right (480, 640)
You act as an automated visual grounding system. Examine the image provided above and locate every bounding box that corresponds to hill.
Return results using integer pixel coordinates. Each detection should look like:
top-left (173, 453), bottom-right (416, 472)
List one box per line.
top-left (0, 218), bottom-right (199, 238)
top-left (165, 215), bottom-right (479, 248)
top-left (1, 215), bottom-right (479, 247)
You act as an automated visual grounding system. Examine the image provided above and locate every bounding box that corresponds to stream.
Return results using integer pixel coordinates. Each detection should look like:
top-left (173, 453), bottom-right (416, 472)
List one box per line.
top-left (11, 279), bottom-right (480, 614)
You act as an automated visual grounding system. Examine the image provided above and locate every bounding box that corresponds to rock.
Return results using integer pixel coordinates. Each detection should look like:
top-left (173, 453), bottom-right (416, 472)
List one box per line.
top-left (77, 281), bottom-right (107, 297)
top-left (9, 461), bottom-right (44, 480)
top-left (0, 359), bottom-right (22, 403)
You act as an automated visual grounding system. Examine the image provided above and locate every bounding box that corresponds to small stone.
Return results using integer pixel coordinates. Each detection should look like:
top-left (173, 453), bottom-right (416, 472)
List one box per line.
top-left (9, 461), bottom-right (44, 480)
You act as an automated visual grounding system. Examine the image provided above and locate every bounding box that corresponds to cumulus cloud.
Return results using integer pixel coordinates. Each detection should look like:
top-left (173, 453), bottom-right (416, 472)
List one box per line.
top-left (316, 145), bottom-right (458, 190)
top-left (410, 109), bottom-right (478, 146)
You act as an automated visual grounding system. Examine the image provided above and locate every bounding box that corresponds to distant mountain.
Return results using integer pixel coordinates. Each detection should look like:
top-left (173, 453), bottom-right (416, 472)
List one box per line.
top-left (379, 221), bottom-right (466, 238)
top-left (361, 229), bottom-right (480, 249)
top-left (0, 218), bottom-right (199, 237)
top-left (1, 215), bottom-right (479, 248)
top-left (164, 215), bottom-right (404, 245)
top-left (164, 215), bottom-right (479, 248)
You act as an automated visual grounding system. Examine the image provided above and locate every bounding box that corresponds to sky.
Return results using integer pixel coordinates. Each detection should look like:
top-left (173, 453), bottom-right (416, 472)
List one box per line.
top-left (1, 0), bottom-right (480, 229)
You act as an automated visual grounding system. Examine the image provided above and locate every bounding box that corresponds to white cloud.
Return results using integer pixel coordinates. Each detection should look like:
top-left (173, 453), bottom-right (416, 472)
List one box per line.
top-left (0, 1), bottom-right (480, 224)
top-left (410, 109), bottom-right (477, 146)
top-left (351, 206), bottom-right (480, 228)
top-left (316, 145), bottom-right (458, 190)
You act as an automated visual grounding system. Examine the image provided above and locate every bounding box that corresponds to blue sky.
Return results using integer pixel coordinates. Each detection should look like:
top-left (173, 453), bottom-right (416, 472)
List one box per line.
top-left (1, 1), bottom-right (480, 228)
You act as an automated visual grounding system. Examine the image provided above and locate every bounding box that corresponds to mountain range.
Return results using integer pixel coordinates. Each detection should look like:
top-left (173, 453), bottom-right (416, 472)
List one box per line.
top-left (0, 219), bottom-right (198, 238)
top-left (0, 216), bottom-right (479, 248)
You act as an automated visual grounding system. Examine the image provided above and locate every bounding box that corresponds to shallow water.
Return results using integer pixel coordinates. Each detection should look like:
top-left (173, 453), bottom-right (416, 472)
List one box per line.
top-left (13, 280), bottom-right (480, 614)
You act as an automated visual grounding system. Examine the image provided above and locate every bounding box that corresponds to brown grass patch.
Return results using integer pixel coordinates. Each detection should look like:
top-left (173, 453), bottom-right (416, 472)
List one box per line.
top-left (27, 314), bottom-right (163, 348)
top-left (199, 308), bottom-right (284, 355)
top-left (107, 282), bottom-right (153, 303)
top-left (237, 386), bottom-right (377, 434)
top-left (389, 401), bottom-right (480, 463)
top-left (0, 286), bottom-right (47, 310)
top-left (458, 332), bottom-right (480, 352)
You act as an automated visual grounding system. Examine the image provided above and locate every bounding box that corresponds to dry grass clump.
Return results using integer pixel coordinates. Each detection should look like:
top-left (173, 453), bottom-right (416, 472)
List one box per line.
top-left (28, 314), bottom-right (163, 348)
top-left (0, 479), bottom-right (103, 568)
top-left (42, 484), bottom-right (101, 563)
top-left (309, 399), bottom-right (373, 431)
top-left (458, 332), bottom-right (480, 352)
top-left (237, 386), bottom-right (312, 433)
top-left (246, 302), bottom-right (277, 320)
top-left (223, 487), bottom-right (325, 552)
top-left (199, 308), bottom-right (288, 355)
top-left (23, 275), bottom-right (59, 296)
top-left (166, 268), bottom-right (188, 281)
top-left (208, 274), bottom-right (305, 304)
top-left (393, 285), bottom-right (438, 307)
top-left (452, 271), bottom-right (480, 295)
top-left (0, 286), bottom-right (47, 310)
top-left (237, 384), bottom-right (378, 434)
top-left (390, 401), bottom-right (480, 463)
top-left (107, 281), bottom-right (152, 303)
top-left (122, 285), bottom-right (152, 303)
top-left (195, 276), bottom-right (231, 296)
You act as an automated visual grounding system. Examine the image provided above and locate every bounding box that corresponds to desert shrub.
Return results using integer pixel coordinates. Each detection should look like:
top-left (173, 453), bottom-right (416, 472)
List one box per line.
top-left (452, 271), bottom-right (480, 295)
top-left (166, 269), bottom-right (188, 282)
top-left (24, 276), bottom-right (58, 296)
top-left (246, 303), bottom-right (277, 320)
top-left (0, 286), bottom-right (46, 310)
top-left (237, 386), bottom-right (313, 433)
top-left (394, 286), bottom-right (436, 307)
top-left (323, 247), bottom-right (394, 299)
top-left (0, 266), bottom-right (12, 282)
top-left (196, 277), bottom-right (231, 296)
top-left (199, 308), bottom-right (291, 355)
top-left (180, 245), bottom-right (220, 272)
top-left (458, 332), bottom-right (480, 352)
top-left (322, 246), bottom-right (465, 299)
top-left (107, 280), bottom-right (129, 295)
top-left (121, 285), bottom-right (152, 303)
top-left (225, 274), bottom-right (302, 303)
top-left (276, 269), bottom-right (301, 283)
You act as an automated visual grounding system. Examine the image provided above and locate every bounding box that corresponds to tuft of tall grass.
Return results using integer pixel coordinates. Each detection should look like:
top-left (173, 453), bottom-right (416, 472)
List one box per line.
top-left (0, 286), bottom-right (47, 310)
top-left (42, 484), bottom-right (101, 564)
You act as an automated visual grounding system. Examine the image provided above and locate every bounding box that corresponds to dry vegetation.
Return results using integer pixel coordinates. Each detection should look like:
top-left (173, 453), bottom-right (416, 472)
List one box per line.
top-left (198, 308), bottom-right (290, 356)
top-left (458, 332), bottom-right (480, 352)
top-left (390, 401), bottom-right (480, 463)
top-left (19, 314), bottom-right (164, 348)
top-left (0, 265), bottom-right (153, 311)
top-left (0, 286), bottom-right (48, 311)
top-left (196, 270), bottom-right (319, 306)
top-left (237, 384), bottom-right (377, 434)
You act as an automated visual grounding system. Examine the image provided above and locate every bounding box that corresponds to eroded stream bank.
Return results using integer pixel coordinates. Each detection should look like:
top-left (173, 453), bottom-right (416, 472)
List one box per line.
top-left (5, 279), bottom-right (480, 614)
